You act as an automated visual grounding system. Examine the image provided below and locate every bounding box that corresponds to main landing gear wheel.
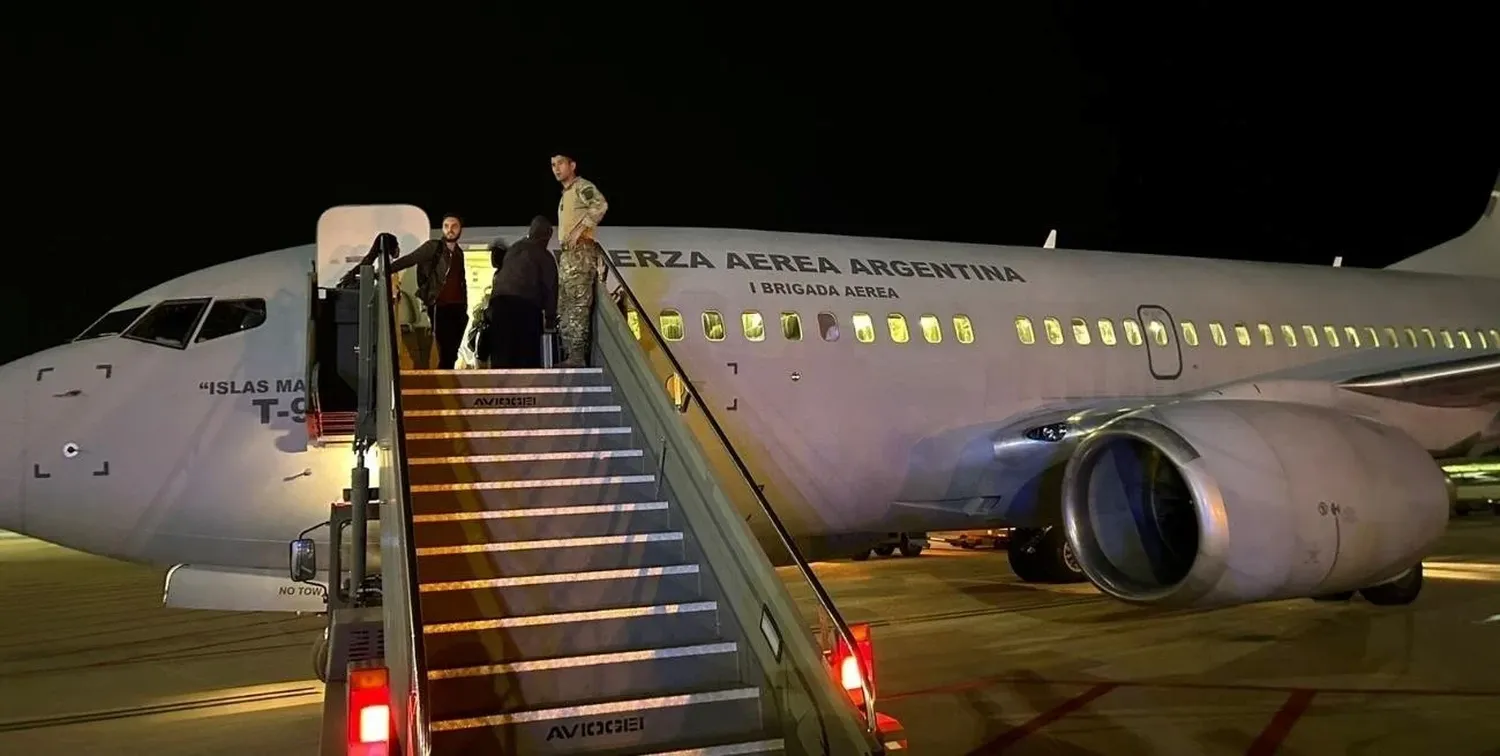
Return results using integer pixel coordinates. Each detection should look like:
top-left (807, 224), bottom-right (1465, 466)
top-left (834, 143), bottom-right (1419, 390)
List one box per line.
top-left (874, 545), bottom-right (896, 557)
top-left (899, 535), bottom-right (924, 558)
top-left (851, 550), bottom-right (871, 561)
top-left (1008, 526), bottom-right (1087, 584)
top-left (1360, 563), bottom-right (1424, 606)
top-left (312, 627), bottom-right (330, 683)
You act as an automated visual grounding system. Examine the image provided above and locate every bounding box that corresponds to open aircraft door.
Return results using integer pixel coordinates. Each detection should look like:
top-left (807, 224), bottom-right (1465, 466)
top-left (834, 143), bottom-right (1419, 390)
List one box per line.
top-left (1136, 304), bottom-right (1182, 380)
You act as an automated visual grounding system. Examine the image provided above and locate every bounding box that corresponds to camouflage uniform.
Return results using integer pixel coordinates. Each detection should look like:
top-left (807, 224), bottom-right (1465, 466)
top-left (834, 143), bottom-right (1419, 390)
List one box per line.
top-left (557, 177), bottom-right (609, 366)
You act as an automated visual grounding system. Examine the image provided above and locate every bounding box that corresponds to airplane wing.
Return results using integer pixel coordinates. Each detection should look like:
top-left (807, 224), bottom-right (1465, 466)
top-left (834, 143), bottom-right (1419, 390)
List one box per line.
top-left (1339, 352), bottom-right (1500, 408)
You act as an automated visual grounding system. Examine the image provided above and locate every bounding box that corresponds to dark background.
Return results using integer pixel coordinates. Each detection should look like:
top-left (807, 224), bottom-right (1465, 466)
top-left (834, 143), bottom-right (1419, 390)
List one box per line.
top-left (3, 5), bottom-right (1496, 364)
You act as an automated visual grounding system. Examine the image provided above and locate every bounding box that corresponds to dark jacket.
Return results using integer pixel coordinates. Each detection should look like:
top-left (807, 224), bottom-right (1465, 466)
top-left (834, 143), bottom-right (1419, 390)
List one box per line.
top-left (489, 237), bottom-right (559, 327)
top-left (390, 239), bottom-right (464, 312)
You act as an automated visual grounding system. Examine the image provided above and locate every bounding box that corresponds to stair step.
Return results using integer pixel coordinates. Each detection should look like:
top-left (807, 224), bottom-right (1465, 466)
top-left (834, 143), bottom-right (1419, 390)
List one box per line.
top-left (413, 501), bottom-right (674, 546)
top-left (416, 532), bottom-right (688, 580)
top-left (406, 449), bottom-right (648, 486)
top-left (631, 737), bottom-right (786, 756)
top-left (402, 384), bottom-right (617, 411)
top-left (402, 426), bottom-right (637, 456)
top-left (410, 476), bottom-right (661, 515)
top-left (426, 641), bottom-right (742, 719)
top-left (403, 405), bottom-right (624, 432)
top-left (402, 367), bottom-right (607, 390)
top-left (427, 686), bottom-right (766, 756)
top-left (419, 563), bottom-right (705, 621)
top-left (423, 601), bottom-right (723, 667)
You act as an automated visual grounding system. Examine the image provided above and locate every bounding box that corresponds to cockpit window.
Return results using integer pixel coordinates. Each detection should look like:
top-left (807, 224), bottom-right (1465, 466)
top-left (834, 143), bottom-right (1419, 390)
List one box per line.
top-left (122, 298), bottom-right (211, 350)
top-left (75, 306), bottom-right (149, 342)
top-left (195, 298), bottom-right (268, 343)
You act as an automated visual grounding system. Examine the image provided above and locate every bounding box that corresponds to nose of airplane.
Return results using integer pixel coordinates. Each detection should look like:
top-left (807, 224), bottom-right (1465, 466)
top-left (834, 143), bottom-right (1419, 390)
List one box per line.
top-left (0, 354), bottom-right (24, 533)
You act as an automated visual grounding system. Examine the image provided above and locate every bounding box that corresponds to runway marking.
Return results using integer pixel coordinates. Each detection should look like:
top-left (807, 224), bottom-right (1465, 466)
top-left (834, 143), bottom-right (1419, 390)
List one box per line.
top-left (966, 683), bottom-right (1118, 754)
top-left (1245, 689), bottom-right (1316, 756)
top-left (884, 674), bottom-right (1500, 702)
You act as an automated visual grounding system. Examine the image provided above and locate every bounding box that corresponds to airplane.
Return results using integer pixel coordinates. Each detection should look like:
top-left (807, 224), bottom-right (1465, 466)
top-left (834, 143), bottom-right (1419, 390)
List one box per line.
top-left (0, 168), bottom-right (1496, 631)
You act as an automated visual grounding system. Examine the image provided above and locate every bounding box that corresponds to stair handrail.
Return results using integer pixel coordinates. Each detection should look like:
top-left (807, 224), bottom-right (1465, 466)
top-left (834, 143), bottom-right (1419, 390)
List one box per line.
top-left (369, 236), bottom-right (432, 755)
top-left (595, 254), bottom-right (880, 734)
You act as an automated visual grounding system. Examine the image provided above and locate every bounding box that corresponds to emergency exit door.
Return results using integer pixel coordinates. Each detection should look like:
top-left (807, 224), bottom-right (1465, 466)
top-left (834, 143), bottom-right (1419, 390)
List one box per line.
top-left (1137, 305), bottom-right (1182, 380)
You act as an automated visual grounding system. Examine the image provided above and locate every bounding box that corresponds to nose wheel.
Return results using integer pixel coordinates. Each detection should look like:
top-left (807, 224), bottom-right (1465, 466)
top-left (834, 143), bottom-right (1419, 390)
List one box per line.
top-left (312, 626), bottom-right (330, 683)
top-left (1008, 526), bottom-right (1088, 584)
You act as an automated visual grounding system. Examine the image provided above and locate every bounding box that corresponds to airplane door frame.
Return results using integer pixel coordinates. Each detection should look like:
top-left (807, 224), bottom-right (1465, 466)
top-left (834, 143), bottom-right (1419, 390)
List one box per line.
top-left (1136, 304), bottom-right (1182, 380)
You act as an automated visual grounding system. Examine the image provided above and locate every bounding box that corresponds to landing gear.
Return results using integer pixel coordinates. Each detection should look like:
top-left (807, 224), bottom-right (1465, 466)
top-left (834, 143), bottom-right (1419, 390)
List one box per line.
top-left (1308, 563), bottom-right (1424, 606)
top-left (1008, 526), bottom-right (1087, 584)
top-left (852, 533), bottom-right (927, 561)
top-left (312, 626), bottom-right (330, 683)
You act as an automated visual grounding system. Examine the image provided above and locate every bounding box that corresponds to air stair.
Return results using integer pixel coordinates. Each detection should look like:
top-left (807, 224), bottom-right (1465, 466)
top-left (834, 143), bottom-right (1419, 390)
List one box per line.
top-left (327, 228), bottom-right (887, 756)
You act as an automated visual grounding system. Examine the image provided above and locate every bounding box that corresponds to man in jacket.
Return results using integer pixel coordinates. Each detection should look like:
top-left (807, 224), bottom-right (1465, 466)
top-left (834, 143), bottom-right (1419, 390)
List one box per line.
top-left (486, 216), bottom-right (559, 368)
top-left (391, 213), bottom-right (469, 369)
top-left (551, 152), bottom-right (608, 367)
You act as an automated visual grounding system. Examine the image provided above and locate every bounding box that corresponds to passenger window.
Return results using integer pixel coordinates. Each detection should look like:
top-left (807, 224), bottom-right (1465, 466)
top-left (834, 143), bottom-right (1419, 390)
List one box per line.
top-left (702, 310), bottom-right (726, 341)
top-left (1280, 324), bottom-right (1298, 347)
top-left (1457, 330), bottom-right (1472, 349)
top-left (1439, 329), bottom-right (1454, 349)
top-left (626, 310), bottom-right (642, 340)
top-left (659, 309), bottom-right (685, 341)
top-left (76, 305), bottom-right (149, 342)
top-left (1257, 323), bottom-right (1274, 346)
top-left (853, 312), bottom-right (876, 343)
top-left (742, 311), bottom-right (766, 342)
top-left (1015, 316), bottom-right (1036, 345)
top-left (1070, 317), bottom-right (1091, 345)
top-left (1097, 319), bottom-right (1117, 346)
top-left (817, 312), bottom-right (840, 342)
top-left (1320, 325), bottom-right (1338, 348)
top-left (1234, 323), bottom-right (1251, 347)
top-left (195, 298), bottom-right (268, 343)
top-left (953, 315), bottom-right (975, 344)
top-left (887, 314), bottom-right (910, 343)
top-left (919, 315), bottom-right (942, 343)
top-left (781, 312), bottom-right (803, 341)
top-left (1123, 318), bottom-right (1143, 346)
top-left (1146, 319), bottom-right (1169, 346)
top-left (1478, 330), bottom-right (1490, 349)
top-left (1419, 328), bottom-right (1434, 348)
top-left (1209, 322), bottom-right (1227, 347)
top-left (1043, 317), bottom-right (1064, 345)
top-left (1343, 326), bottom-right (1360, 348)
top-left (1301, 325), bottom-right (1318, 347)
top-left (1180, 321), bottom-right (1199, 347)
top-left (1385, 327), bottom-right (1401, 348)
top-left (123, 299), bottom-right (210, 349)
top-left (1490, 329), bottom-right (1500, 348)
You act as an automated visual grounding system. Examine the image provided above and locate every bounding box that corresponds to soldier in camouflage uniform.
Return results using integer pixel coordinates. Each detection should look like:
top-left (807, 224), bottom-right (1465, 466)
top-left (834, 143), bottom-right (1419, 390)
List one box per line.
top-left (551, 152), bottom-right (609, 367)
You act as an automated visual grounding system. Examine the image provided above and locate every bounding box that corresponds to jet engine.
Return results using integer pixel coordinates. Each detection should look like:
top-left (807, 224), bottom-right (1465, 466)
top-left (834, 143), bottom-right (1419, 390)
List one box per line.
top-left (1060, 399), bottom-right (1449, 608)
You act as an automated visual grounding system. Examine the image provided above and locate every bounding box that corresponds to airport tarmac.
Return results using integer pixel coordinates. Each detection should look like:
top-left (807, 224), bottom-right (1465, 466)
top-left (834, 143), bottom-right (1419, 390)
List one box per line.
top-left (3, 517), bottom-right (1499, 755)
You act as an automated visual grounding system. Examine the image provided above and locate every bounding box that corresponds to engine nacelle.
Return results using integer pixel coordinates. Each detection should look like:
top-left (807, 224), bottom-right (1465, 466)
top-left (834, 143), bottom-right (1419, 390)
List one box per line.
top-left (1060, 399), bottom-right (1449, 608)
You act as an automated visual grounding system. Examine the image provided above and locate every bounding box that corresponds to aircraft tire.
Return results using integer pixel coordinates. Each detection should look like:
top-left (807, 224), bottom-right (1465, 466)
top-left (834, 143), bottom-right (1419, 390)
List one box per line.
top-left (874, 545), bottom-right (896, 557)
top-left (1310, 591), bottom-right (1355, 601)
top-left (1008, 528), bottom-right (1085, 583)
top-left (1360, 563), bottom-right (1423, 606)
top-left (899, 535), bottom-right (923, 557)
top-left (852, 550), bottom-right (871, 562)
top-left (312, 630), bottom-right (330, 683)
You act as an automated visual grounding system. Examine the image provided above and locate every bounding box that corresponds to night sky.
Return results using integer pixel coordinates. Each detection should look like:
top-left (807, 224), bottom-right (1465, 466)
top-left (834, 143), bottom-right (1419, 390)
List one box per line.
top-left (4, 6), bottom-right (1496, 365)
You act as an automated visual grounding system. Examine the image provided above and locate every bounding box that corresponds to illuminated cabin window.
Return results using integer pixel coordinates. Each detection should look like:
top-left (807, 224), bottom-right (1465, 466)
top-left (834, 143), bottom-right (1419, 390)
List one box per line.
top-left (953, 315), bottom-right (975, 344)
top-left (1439, 329), bottom-right (1454, 349)
top-left (1420, 327), bottom-right (1436, 348)
top-left (702, 310), bottom-right (726, 341)
top-left (781, 312), bottom-right (803, 341)
top-left (1071, 317), bottom-right (1091, 345)
top-left (1097, 319), bottom-right (1117, 346)
top-left (852, 312), bottom-right (875, 343)
top-left (887, 314), bottom-right (910, 343)
top-left (1386, 327), bottom-right (1401, 348)
top-left (1301, 325), bottom-right (1318, 347)
top-left (1015, 316), bottom-right (1036, 345)
top-left (1043, 317), bottom-right (1064, 345)
top-left (1180, 321), bottom-right (1199, 347)
top-left (1321, 325), bottom-right (1339, 348)
top-left (741, 311), bottom-right (765, 342)
top-left (1457, 329), bottom-right (1472, 349)
top-left (1146, 318), bottom-right (1169, 346)
top-left (1123, 318), bottom-right (1143, 346)
top-left (817, 312), bottom-right (840, 341)
top-left (1490, 329), bottom-right (1500, 347)
top-left (1478, 329), bottom-right (1490, 349)
top-left (665, 373), bottom-right (689, 409)
top-left (1257, 323), bottom-right (1274, 346)
top-left (1280, 325), bottom-right (1298, 347)
top-left (919, 314), bottom-right (942, 343)
top-left (1234, 323), bottom-right (1251, 347)
top-left (660, 309), bottom-right (685, 341)
top-left (1404, 327), bottom-right (1420, 348)
top-left (626, 309), bottom-right (641, 340)
top-left (1343, 326), bottom-right (1360, 348)
top-left (1209, 322), bottom-right (1227, 346)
